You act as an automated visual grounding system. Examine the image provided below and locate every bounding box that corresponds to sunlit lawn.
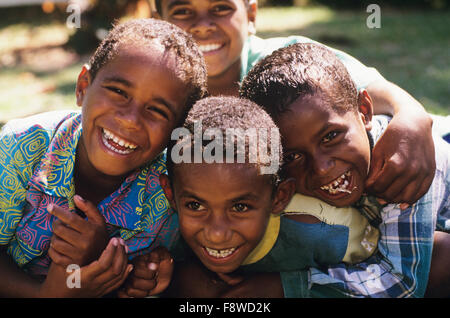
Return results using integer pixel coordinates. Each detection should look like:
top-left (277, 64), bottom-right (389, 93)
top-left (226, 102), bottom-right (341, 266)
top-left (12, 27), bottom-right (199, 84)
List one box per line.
top-left (256, 6), bottom-right (450, 116)
top-left (0, 6), bottom-right (449, 126)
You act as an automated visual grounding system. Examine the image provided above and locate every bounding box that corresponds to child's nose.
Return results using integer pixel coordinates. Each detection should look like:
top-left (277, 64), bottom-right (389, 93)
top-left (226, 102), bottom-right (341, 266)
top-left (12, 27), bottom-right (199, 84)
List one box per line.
top-left (312, 154), bottom-right (335, 176)
top-left (204, 213), bottom-right (232, 244)
top-left (189, 15), bottom-right (217, 37)
top-left (115, 106), bottom-right (141, 129)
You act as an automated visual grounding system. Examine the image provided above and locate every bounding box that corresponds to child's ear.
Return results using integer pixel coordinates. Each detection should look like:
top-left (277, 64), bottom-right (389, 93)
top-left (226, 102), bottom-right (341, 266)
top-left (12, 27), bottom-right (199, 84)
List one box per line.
top-left (76, 65), bottom-right (92, 107)
top-left (247, 0), bottom-right (258, 35)
top-left (271, 178), bottom-right (295, 215)
top-left (159, 174), bottom-right (177, 208)
top-left (357, 89), bottom-right (373, 132)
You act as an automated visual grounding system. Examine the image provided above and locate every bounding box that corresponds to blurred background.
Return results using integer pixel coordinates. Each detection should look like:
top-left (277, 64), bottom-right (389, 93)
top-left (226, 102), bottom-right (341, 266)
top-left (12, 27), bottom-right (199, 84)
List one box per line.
top-left (0, 0), bottom-right (449, 126)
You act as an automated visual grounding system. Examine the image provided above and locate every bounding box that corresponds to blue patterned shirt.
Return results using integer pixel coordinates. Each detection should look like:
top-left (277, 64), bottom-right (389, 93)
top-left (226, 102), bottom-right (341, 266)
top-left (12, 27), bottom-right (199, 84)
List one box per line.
top-left (0, 111), bottom-right (179, 277)
top-left (281, 115), bottom-right (450, 297)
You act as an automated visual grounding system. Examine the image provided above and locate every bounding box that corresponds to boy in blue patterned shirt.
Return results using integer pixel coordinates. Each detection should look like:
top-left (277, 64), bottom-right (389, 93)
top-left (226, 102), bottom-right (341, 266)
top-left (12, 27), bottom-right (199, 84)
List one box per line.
top-left (0, 18), bottom-right (207, 297)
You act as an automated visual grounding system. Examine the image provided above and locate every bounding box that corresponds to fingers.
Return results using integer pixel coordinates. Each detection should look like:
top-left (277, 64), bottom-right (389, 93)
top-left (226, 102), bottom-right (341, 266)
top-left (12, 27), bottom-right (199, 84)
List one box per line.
top-left (365, 151), bottom-right (403, 196)
top-left (73, 195), bottom-right (106, 225)
top-left (112, 239), bottom-right (129, 276)
top-left (102, 264), bottom-right (134, 296)
top-left (81, 238), bottom-right (132, 297)
top-left (366, 150), bottom-right (431, 204)
top-left (51, 218), bottom-right (82, 246)
top-left (120, 247), bottom-right (175, 297)
top-left (48, 204), bottom-right (84, 232)
top-left (124, 276), bottom-right (158, 297)
top-left (48, 243), bottom-right (74, 267)
top-left (131, 252), bottom-right (160, 280)
top-left (365, 154), bottom-right (384, 189)
top-left (48, 234), bottom-right (78, 267)
top-left (148, 257), bottom-right (173, 296)
top-left (87, 238), bottom-right (123, 277)
top-left (368, 160), bottom-right (430, 204)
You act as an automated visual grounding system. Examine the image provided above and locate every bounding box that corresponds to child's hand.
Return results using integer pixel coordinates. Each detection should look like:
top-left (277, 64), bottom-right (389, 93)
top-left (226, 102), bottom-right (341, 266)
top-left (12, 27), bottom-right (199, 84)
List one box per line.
top-left (365, 114), bottom-right (435, 204)
top-left (376, 198), bottom-right (410, 210)
top-left (41, 237), bottom-right (133, 298)
top-left (117, 246), bottom-right (173, 298)
top-left (47, 195), bottom-right (109, 267)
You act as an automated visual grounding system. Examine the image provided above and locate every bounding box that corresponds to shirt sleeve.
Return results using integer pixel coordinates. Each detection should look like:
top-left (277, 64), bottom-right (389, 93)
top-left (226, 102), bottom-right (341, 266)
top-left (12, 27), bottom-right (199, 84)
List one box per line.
top-left (0, 124), bottom-right (30, 246)
top-left (327, 45), bottom-right (385, 91)
top-left (241, 35), bottom-right (385, 91)
top-left (281, 199), bottom-right (435, 298)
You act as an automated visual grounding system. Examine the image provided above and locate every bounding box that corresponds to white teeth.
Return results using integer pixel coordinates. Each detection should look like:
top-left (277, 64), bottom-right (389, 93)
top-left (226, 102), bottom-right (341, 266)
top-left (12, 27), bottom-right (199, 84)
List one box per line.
top-left (102, 128), bottom-right (138, 155)
top-left (199, 43), bottom-right (222, 53)
top-left (205, 247), bottom-right (236, 258)
top-left (320, 171), bottom-right (352, 194)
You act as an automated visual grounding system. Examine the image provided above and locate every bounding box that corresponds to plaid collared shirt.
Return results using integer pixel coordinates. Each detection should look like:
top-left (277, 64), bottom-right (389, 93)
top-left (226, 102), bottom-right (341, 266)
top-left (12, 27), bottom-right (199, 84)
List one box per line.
top-left (281, 116), bottom-right (450, 297)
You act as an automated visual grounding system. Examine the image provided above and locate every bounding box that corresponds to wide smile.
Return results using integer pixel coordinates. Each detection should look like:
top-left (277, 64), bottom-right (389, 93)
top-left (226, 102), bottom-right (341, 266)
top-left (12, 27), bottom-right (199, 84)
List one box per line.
top-left (202, 245), bottom-right (240, 265)
top-left (205, 246), bottom-right (237, 258)
top-left (100, 128), bottom-right (138, 155)
top-left (198, 42), bottom-right (225, 55)
top-left (318, 170), bottom-right (356, 197)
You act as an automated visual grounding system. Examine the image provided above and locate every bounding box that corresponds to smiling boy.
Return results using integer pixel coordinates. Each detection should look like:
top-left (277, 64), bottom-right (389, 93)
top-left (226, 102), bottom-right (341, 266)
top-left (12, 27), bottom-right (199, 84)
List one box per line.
top-left (160, 96), bottom-right (385, 298)
top-left (240, 42), bottom-right (450, 297)
top-left (0, 18), bottom-right (207, 297)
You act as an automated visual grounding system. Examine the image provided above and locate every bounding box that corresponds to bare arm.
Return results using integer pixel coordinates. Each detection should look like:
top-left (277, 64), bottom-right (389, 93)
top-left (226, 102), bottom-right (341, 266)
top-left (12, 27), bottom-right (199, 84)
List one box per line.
top-left (0, 247), bottom-right (42, 297)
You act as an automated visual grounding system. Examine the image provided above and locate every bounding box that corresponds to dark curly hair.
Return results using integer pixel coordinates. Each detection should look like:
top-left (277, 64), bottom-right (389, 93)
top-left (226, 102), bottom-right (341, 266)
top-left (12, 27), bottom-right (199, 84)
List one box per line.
top-left (167, 95), bottom-right (283, 187)
top-left (240, 42), bottom-right (358, 119)
top-left (88, 18), bottom-right (208, 113)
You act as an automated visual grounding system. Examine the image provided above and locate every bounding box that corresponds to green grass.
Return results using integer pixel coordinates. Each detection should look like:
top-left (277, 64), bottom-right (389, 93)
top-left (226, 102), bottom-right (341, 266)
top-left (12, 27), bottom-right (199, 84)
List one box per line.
top-left (0, 63), bottom-right (82, 121)
top-left (257, 6), bottom-right (450, 115)
top-left (0, 6), bottom-right (448, 126)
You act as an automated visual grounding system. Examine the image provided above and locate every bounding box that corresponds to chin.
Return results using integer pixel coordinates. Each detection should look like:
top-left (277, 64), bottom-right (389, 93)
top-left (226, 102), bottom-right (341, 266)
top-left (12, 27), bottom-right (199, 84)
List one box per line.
top-left (322, 192), bottom-right (361, 208)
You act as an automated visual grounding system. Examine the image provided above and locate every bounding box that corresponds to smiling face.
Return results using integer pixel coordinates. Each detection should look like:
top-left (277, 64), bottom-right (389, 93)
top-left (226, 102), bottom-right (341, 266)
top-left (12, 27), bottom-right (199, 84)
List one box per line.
top-left (76, 44), bottom-right (190, 179)
top-left (159, 0), bottom-right (255, 80)
top-left (278, 92), bottom-right (373, 207)
top-left (161, 162), bottom-right (290, 274)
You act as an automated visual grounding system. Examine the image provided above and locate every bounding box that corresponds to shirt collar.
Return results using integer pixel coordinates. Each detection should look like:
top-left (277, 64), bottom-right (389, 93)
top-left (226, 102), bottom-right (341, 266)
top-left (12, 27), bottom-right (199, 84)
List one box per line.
top-left (28, 113), bottom-right (169, 231)
top-left (28, 112), bottom-right (82, 206)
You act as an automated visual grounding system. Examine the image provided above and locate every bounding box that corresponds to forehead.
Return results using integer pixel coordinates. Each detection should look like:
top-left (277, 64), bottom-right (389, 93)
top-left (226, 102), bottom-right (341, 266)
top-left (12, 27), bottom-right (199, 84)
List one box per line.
top-left (96, 43), bottom-right (190, 110)
top-left (172, 162), bottom-right (272, 196)
top-left (281, 94), bottom-right (336, 124)
top-left (96, 43), bottom-right (185, 88)
top-left (277, 94), bottom-right (353, 143)
top-left (161, 0), bottom-right (247, 8)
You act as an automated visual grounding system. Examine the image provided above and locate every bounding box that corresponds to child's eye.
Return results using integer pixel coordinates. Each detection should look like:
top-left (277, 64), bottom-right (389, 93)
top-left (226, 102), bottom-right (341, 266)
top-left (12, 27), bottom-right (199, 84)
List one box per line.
top-left (232, 203), bottom-right (249, 213)
top-left (105, 86), bottom-right (128, 99)
top-left (284, 152), bottom-right (303, 164)
top-left (145, 105), bottom-right (169, 121)
top-left (322, 131), bottom-right (340, 143)
top-left (211, 4), bottom-right (234, 16)
top-left (170, 7), bottom-right (194, 19)
top-left (186, 201), bottom-right (205, 211)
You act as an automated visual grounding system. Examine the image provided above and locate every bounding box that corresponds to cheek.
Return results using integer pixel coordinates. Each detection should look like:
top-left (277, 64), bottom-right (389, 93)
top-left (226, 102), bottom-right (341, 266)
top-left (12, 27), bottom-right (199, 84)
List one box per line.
top-left (179, 215), bottom-right (202, 241)
top-left (345, 137), bottom-right (371, 174)
top-left (284, 165), bottom-right (308, 189)
top-left (146, 122), bottom-right (172, 148)
top-left (239, 213), bottom-right (270, 246)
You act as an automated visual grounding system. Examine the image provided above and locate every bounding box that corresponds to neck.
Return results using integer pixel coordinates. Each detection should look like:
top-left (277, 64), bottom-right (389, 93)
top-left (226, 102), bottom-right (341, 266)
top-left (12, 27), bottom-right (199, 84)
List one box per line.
top-left (207, 60), bottom-right (241, 97)
top-left (74, 143), bottom-right (127, 206)
top-left (208, 79), bottom-right (240, 96)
